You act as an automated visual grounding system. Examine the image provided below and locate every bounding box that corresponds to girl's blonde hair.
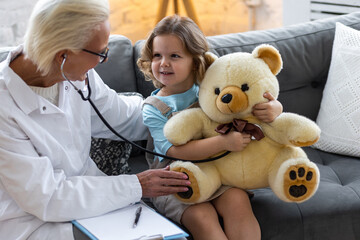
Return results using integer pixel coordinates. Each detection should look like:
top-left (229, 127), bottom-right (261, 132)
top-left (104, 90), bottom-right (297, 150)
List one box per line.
top-left (24, 0), bottom-right (109, 76)
top-left (137, 15), bottom-right (209, 89)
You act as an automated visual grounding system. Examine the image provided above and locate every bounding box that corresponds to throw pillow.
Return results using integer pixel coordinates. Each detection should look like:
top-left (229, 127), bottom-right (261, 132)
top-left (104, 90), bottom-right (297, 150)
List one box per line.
top-left (90, 137), bottom-right (132, 175)
top-left (313, 22), bottom-right (360, 157)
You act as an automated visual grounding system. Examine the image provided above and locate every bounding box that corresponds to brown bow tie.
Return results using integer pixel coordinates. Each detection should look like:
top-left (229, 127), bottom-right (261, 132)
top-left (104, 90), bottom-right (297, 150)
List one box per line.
top-left (215, 119), bottom-right (265, 141)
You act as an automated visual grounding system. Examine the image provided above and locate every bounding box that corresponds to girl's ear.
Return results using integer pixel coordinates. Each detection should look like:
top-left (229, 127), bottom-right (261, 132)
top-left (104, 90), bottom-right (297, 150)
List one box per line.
top-left (204, 52), bottom-right (218, 66)
top-left (196, 52), bottom-right (218, 84)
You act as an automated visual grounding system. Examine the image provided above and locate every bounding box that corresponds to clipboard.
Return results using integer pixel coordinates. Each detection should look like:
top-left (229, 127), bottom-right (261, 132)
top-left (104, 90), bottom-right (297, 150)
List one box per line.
top-left (72, 202), bottom-right (188, 240)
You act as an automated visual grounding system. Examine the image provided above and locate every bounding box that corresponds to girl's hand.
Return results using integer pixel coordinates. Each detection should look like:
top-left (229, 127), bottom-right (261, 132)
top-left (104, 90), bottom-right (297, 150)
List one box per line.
top-left (252, 92), bottom-right (283, 123)
top-left (221, 131), bottom-right (251, 152)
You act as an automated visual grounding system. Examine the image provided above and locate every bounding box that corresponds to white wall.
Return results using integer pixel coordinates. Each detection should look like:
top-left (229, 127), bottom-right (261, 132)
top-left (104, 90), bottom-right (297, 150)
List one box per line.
top-left (0, 0), bottom-right (37, 47)
top-left (256, 0), bottom-right (283, 30)
top-left (283, 0), bottom-right (310, 26)
top-left (0, 0), bottom-right (283, 47)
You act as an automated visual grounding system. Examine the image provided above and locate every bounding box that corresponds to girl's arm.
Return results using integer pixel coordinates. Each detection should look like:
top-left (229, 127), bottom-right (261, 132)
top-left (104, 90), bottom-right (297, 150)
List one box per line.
top-left (167, 92), bottom-right (282, 160)
top-left (252, 92), bottom-right (283, 123)
top-left (166, 131), bottom-right (251, 160)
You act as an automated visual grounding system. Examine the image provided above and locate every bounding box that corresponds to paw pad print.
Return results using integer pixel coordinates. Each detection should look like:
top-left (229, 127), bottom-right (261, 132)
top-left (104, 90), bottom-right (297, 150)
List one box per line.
top-left (284, 164), bottom-right (318, 201)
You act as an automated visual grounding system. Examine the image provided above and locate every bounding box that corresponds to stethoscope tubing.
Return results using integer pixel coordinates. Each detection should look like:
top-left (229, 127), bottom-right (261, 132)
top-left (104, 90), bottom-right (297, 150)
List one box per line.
top-left (61, 56), bottom-right (230, 163)
top-left (88, 96), bottom-right (230, 163)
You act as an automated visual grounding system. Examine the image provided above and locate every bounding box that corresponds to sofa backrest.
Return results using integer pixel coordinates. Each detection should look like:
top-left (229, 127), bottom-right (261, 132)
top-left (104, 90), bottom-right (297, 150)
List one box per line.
top-left (2, 12), bottom-right (360, 121)
top-left (95, 35), bottom-right (138, 93)
top-left (134, 11), bottom-right (360, 121)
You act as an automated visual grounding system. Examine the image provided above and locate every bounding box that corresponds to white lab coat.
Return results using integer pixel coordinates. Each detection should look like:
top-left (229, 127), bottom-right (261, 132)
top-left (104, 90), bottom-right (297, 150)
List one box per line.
top-left (0, 46), bottom-right (148, 239)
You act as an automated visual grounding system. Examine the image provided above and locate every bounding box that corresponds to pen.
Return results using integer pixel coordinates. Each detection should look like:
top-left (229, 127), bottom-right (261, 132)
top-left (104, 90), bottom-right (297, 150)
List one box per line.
top-left (133, 206), bottom-right (142, 228)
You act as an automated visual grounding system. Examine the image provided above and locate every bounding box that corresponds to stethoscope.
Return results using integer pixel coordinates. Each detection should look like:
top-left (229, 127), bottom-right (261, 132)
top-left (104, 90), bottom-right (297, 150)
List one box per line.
top-left (61, 55), bottom-right (230, 163)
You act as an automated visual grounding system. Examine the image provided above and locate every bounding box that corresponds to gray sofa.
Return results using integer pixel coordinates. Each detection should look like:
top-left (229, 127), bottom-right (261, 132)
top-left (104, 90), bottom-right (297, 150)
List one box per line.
top-left (97, 12), bottom-right (360, 240)
top-left (1, 12), bottom-right (360, 240)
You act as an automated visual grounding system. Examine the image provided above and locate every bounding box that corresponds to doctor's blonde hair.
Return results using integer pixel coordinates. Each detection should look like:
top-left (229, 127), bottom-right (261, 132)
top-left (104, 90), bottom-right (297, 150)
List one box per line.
top-left (24, 0), bottom-right (109, 76)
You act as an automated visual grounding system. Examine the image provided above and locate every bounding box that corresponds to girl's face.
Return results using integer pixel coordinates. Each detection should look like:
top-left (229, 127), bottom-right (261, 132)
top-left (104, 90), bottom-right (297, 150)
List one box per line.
top-left (151, 34), bottom-right (195, 95)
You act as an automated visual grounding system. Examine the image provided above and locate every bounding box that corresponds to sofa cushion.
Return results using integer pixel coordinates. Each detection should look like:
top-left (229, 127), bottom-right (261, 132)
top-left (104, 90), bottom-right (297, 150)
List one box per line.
top-left (251, 147), bottom-right (360, 239)
top-left (90, 137), bottom-right (132, 175)
top-left (133, 41), bottom-right (155, 98)
top-left (313, 22), bottom-right (360, 157)
top-left (95, 35), bottom-right (138, 93)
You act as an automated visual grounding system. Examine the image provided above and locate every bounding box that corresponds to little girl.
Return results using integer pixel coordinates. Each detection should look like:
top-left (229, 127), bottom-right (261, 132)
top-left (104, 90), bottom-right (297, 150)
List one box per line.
top-left (138, 15), bottom-right (283, 240)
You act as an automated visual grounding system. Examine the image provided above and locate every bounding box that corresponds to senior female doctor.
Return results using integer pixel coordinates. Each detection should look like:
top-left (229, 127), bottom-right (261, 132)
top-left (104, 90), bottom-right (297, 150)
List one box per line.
top-left (0, 0), bottom-right (190, 239)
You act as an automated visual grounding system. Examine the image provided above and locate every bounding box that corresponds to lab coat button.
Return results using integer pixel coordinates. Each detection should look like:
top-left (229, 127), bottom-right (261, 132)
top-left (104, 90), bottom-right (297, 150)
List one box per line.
top-left (42, 106), bottom-right (46, 111)
top-left (65, 86), bottom-right (69, 90)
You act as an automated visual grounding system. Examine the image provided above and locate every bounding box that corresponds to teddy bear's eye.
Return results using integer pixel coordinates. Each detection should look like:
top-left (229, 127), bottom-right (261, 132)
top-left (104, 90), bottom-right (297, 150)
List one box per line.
top-left (241, 83), bottom-right (249, 92)
top-left (214, 88), bottom-right (220, 95)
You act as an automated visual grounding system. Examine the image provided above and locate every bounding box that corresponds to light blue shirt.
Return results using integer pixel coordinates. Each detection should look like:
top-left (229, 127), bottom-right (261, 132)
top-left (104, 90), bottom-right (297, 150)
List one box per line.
top-left (142, 84), bottom-right (199, 162)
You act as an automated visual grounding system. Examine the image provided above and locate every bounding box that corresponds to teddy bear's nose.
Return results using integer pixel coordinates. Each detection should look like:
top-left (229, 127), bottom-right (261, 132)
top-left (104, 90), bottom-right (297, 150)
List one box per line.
top-left (221, 94), bottom-right (233, 104)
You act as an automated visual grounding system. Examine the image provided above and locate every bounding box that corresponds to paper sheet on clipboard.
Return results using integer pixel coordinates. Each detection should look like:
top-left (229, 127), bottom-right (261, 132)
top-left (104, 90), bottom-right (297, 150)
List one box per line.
top-left (72, 202), bottom-right (188, 240)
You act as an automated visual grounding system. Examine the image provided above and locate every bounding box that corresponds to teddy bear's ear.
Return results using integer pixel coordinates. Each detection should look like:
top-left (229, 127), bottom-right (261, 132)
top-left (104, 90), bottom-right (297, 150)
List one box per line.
top-left (204, 52), bottom-right (218, 66)
top-left (252, 44), bottom-right (283, 75)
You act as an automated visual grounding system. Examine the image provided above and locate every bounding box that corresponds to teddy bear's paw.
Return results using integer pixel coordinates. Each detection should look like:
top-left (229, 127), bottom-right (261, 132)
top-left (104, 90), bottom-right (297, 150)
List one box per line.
top-left (172, 166), bottom-right (201, 203)
top-left (283, 163), bottom-right (319, 202)
top-left (290, 136), bottom-right (320, 147)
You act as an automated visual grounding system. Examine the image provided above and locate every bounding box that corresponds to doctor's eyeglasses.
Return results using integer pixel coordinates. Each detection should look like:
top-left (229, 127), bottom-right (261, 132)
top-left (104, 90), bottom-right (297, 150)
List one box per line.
top-left (82, 47), bottom-right (109, 63)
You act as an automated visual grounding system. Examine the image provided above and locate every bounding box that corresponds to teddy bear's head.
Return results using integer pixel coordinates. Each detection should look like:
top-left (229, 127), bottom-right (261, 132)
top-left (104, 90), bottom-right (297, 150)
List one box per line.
top-left (199, 44), bottom-right (282, 123)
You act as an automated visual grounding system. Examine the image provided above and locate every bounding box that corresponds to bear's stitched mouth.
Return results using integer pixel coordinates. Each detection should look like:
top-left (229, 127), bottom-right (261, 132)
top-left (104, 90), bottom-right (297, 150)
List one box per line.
top-left (216, 100), bottom-right (239, 114)
top-left (226, 104), bottom-right (234, 113)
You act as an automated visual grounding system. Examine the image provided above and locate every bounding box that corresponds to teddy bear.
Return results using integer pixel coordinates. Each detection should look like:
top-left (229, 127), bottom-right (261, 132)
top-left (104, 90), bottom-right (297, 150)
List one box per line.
top-left (163, 44), bottom-right (321, 204)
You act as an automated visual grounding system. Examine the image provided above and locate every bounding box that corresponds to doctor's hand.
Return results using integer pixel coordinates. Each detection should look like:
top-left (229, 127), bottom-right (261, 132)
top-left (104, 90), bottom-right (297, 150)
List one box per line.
top-left (136, 166), bottom-right (191, 198)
